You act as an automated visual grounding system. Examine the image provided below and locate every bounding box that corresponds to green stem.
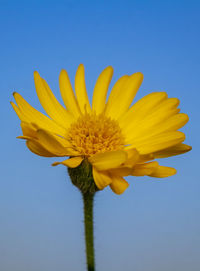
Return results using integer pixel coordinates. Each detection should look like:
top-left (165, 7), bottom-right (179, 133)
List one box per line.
top-left (82, 192), bottom-right (95, 271)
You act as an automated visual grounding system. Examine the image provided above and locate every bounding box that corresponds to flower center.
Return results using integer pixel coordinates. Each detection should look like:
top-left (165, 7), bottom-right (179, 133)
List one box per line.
top-left (67, 113), bottom-right (124, 156)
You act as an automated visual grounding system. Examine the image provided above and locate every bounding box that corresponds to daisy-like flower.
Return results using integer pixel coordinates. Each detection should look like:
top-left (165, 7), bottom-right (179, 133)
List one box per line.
top-left (11, 65), bottom-right (191, 194)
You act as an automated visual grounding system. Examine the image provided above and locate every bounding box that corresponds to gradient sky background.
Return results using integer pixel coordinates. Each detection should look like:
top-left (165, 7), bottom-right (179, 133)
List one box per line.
top-left (0, 0), bottom-right (199, 270)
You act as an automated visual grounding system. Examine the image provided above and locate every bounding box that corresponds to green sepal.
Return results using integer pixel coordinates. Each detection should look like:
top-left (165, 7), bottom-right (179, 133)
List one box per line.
top-left (68, 159), bottom-right (99, 194)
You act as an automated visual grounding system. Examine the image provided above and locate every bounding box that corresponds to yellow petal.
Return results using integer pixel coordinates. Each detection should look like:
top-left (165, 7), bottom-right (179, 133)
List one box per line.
top-left (36, 129), bottom-right (69, 156)
top-left (134, 131), bottom-right (185, 155)
top-left (147, 113), bottom-right (189, 136)
top-left (149, 165), bottom-right (177, 178)
top-left (26, 140), bottom-right (55, 157)
top-left (106, 72), bottom-right (143, 119)
top-left (75, 64), bottom-right (91, 113)
top-left (129, 113), bottom-right (188, 145)
top-left (119, 92), bottom-right (168, 130)
top-left (52, 157), bottom-right (84, 168)
top-left (137, 154), bottom-right (154, 163)
top-left (52, 135), bottom-right (80, 156)
top-left (124, 97), bottom-right (180, 143)
top-left (125, 108), bottom-right (182, 144)
top-left (106, 75), bottom-right (129, 104)
top-left (18, 123), bottom-right (78, 157)
top-left (153, 143), bottom-right (192, 158)
top-left (131, 161), bottom-right (159, 176)
top-left (109, 175), bottom-right (129, 195)
top-left (123, 148), bottom-right (140, 167)
top-left (17, 136), bottom-right (33, 140)
top-left (92, 66), bottom-right (113, 114)
top-left (13, 92), bottom-right (67, 137)
top-left (108, 167), bottom-right (132, 177)
top-left (21, 122), bottom-right (37, 138)
top-left (59, 69), bottom-right (81, 117)
top-left (92, 167), bottom-right (112, 190)
top-left (105, 75), bottom-right (129, 117)
top-left (89, 150), bottom-right (127, 171)
top-left (34, 71), bottom-right (74, 128)
top-left (10, 101), bottom-right (26, 122)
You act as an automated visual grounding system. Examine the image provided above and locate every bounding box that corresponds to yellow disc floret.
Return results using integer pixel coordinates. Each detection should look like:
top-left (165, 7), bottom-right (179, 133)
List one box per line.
top-left (67, 113), bottom-right (124, 156)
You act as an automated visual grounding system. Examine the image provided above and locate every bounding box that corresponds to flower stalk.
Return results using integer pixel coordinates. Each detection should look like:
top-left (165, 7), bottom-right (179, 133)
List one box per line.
top-left (68, 160), bottom-right (98, 271)
top-left (83, 192), bottom-right (95, 271)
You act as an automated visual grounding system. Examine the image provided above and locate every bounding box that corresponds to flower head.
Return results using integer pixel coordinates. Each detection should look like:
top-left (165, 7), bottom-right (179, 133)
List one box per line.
top-left (11, 64), bottom-right (191, 194)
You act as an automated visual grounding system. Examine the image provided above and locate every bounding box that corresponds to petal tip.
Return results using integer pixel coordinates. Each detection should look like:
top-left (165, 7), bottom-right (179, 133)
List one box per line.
top-left (78, 63), bottom-right (84, 69)
top-left (137, 71), bottom-right (144, 77)
top-left (104, 65), bottom-right (114, 74)
top-left (184, 113), bottom-right (189, 122)
top-left (60, 69), bottom-right (67, 75)
top-left (131, 72), bottom-right (144, 80)
top-left (52, 162), bottom-right (60, 167)
top-left (110, 178), bottom-right (129, 195)
top-left (33, 70), bottom-right (40, 78)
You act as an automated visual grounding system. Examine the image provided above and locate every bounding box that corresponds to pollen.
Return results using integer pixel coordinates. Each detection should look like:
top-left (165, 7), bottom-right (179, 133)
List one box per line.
top-left (67, 113), bottom-right (125, 156)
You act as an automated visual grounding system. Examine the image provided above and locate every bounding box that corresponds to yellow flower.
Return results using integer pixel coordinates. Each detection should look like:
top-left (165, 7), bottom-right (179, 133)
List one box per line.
top-left (11, 64), bottom-right (191, 194)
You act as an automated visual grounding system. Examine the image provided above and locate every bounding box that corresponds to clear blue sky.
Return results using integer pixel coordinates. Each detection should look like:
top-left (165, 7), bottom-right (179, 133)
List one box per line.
top-left (0, 1), bottom-right (199, 270)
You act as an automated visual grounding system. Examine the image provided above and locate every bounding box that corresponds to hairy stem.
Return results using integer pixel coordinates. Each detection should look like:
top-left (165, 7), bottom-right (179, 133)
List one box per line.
top-left (82, 192), bottom-right (95, 271)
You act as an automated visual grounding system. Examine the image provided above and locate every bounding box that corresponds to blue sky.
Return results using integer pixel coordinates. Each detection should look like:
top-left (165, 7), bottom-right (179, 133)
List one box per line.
top-left (0, 1), bottom-right (199, 270)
